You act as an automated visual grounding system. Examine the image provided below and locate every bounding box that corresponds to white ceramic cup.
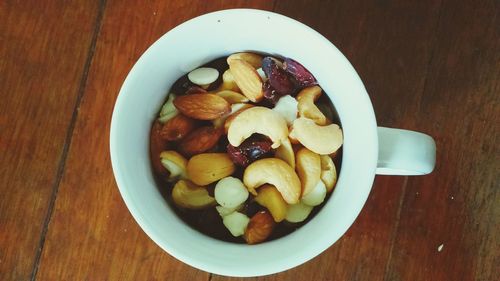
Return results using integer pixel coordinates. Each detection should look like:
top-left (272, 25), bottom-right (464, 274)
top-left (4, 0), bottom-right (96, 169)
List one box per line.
top-left (110, 9), bottom-right (436, 277)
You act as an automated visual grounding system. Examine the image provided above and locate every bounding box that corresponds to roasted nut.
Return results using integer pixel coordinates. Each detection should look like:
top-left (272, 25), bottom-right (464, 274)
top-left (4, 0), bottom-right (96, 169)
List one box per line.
top-left (272, 95), bottom-right (298, 125)
top-left (289, 117), bottom-right (343, 155)
top-left (172, 180), bottom-right (216, 209)
top-left (187, 67), bottom-right (219, 86)
top-left (158, 94), bottom-right (179, 123)
top-left (228, 59), bottom-right (263, 102)
top-left (223, 104), bottom-right (254, 134)
top-left (160, 151), bottom-right (188, 181)
top-left (179, 126), bottom-right (223, 156)
top-left (228, 106), bottom-right (288, 149)
top-left (243, 158), bottom-right (301, 204)
top-left (244, 210), bottom-right (275, 244)
top-left (275, 138), bottom-right (295, 169)
top-left (214, 177), bottom-right (249, 209)
top-left (297, 86), bottom-right (327, 125)
top-left (285, 202), bottom-right (313, 223)
top-left (173, 93), bottom-right (230, 120)
top-left (218, 69), bottom-right (240, 92)
top-left (320, 155), bottom-right (337, 192)
top-left (296, 147), bottom-right (321, 196)
top-left (160, 114), bottom-right (197, 141)
top-left (215, 90), bottom-right (249, 104)
top-left (301, 180), bottom-right (327, 206)
top-left (150, 121), bottom-right (170, 176)
top-left (223, 211), bottom-right (250, 237)
top-left (255, 184), bottom-right (288, 222)
top-left (213, 103), bottom-right (252, 129)
top-left (187, 153), bottom-right (235, 186)
top-left (227, 52), bottom-right (263, 69)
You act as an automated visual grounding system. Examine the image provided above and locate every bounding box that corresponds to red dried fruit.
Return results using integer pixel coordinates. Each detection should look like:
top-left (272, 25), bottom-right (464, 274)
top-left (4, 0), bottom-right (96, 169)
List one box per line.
top-left (227, 135), bottom-right (273, 167)
top-left (262, 57), bottom-right (296, 95)
top-left (262, 81), bottom-right (280, 104)
top-left (283, 58), bottom-right (317, 88)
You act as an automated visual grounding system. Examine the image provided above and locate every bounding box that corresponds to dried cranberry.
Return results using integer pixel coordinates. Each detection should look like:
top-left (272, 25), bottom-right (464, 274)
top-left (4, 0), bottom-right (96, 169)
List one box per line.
top-left (262, 81), bottom-right (280, 104)
top-left (283, 58), bottom-right (317, 88)
top-left (227, 135), bottom-right (273, 167)
top-left (262, 57), bottom-right (296, 95)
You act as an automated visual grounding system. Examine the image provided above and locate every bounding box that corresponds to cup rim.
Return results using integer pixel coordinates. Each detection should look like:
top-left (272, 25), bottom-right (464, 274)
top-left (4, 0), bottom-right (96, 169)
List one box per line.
top-left (110, 8), bottom-right (378, 277)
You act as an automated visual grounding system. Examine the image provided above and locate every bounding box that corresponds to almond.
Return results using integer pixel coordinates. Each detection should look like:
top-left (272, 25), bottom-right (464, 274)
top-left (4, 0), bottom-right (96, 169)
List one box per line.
top-left (227, 52), bottom-right (263, 69)
top-left (216, 90), bottom-right (249, 104)
top-left (187, 153), bottom-right (236, 186)
top-left (173, 94), bottom-right (230, 120)
top-left (228, 59), bottom-right (263, 102)
top-left (244, 210), bottom-right (275, 244)
top-left (160, 114), bottom-right (197, 141)
top-left (150, 121), bottom-right (170, 177)
top-left (179, 126), bottom-right (223, 156)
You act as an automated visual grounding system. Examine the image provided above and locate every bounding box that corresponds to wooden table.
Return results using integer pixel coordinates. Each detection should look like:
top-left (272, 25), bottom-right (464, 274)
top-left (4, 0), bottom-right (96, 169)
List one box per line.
top-left (1, 1), bottom-right (498, 280)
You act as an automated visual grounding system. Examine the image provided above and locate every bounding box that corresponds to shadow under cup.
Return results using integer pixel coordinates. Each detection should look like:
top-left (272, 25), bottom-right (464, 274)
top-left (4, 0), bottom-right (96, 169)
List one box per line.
top-left (110, 9), bottom-right (378, 277)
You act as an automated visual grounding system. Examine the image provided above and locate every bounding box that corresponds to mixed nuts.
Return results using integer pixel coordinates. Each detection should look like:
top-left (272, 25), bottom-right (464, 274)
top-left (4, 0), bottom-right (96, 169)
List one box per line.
top-left (150, 52), bottom-right (343, 244)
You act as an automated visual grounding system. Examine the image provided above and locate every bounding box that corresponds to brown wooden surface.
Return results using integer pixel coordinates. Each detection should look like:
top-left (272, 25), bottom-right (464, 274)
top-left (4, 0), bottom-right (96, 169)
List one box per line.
top-left (1, 0), bottom-right (498, 280)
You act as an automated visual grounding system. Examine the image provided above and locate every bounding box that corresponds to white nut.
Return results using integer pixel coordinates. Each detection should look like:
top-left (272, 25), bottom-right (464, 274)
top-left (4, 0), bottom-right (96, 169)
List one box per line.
top-left (228, 106), bottom-right (288, 149)
top-left (216, 204), bottom-right (243, 217)
top-left (272, 95), bottom-right (298, 126)
top-left (256, 68), bottom-right (267, 80)
top-left (285, 202), bottom-right (313, 223)
top-left (301, 180), bottom-right (327, 206)
top-left (223, 211), bottom-right (250, 237)
top-left (214, 177), bottom-right (249, 209)
top-left (158, 94), bottom-right (178, 123)
top-left (188, 67), bottom-right (219, 86)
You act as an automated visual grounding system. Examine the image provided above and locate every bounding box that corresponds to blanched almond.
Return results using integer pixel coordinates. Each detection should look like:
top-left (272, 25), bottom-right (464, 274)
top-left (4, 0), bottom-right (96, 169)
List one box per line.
top-left (228, 59), bottom-right (263, 102)
top-left (179, 126), bottom-right (223, 156)
top-left (216, 90), bottom-right (249, 104)
top-left (244, 211), bottom-right (275, 244)
top-left (218, 69), bottom-right (240, 92)
top-left (187, 153), bottom-right (235, 186)
top-left (173, 94), bottom-right (230, 120)
top-left (188, 67), bottom-right (219, 86)
top-left (160, 114), bottom-right (197, 141)
top-left (227, 52), bottom-right (263, 69)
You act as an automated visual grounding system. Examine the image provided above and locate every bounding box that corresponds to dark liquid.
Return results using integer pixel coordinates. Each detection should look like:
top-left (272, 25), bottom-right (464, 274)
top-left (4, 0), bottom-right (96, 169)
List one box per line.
top-left (152, 55), bottom-right (343, 244)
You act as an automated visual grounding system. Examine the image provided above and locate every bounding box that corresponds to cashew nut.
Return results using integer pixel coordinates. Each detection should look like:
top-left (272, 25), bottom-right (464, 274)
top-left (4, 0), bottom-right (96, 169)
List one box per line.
top-left (285, 202), bottom-right (313, 223)
top-left (301, 180), bottom-right (327, 206)
top-left (255, 184), bottom-right (288, 222)
top-left (275, 138), bottom-right (295, 169)
top-left (172, 180), bottom-right (216, 210)
top-left (297, 86), bottom-right (327, 125)
top-left (296, 147), bottom-right (321, 196)
top-left (159, 151), bottom-right (188, 181)
top-left (289, 117), bottom-right (343, 155)
top-left (243, 158), bottom-right (301, 204)
top-left (320, 155), bottom-right (337, 192)
top-left (228, 106), bottom-right (288, 149)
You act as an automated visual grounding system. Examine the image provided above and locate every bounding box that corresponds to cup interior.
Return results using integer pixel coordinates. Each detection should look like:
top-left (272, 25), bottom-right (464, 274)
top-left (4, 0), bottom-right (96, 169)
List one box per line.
top-left (110, 9), bottom-right (378, 277)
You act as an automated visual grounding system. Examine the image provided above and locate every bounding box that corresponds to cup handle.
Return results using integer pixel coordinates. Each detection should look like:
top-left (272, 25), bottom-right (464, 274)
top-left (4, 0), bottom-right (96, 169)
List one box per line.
top-left (376, 127), bottom-right (436, 175)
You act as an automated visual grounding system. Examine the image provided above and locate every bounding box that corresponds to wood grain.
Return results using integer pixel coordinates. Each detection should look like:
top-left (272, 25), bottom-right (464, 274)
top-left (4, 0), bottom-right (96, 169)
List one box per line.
top-left (211, 1), bottom-right (442, 280)
top-left (34, 1), bottom-right (274, 280)
top-left (0, 1), bottom-right (100, 280)
top-left (384, 0), bottom-right (500, 280)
